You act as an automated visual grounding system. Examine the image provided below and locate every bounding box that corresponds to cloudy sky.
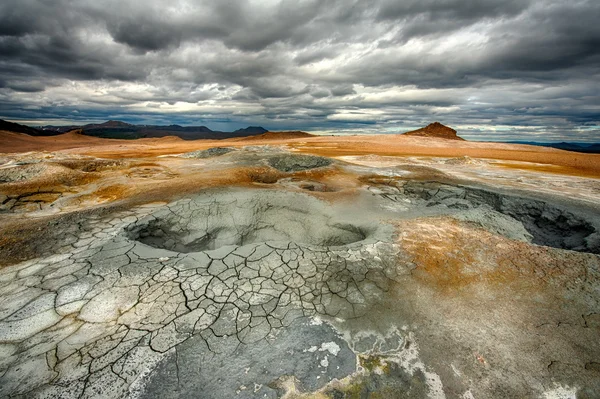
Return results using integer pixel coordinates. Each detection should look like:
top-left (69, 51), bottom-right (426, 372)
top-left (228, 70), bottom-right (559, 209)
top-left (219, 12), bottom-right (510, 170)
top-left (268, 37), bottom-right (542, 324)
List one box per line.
top-left (0, 0), bottom-right (599, 141)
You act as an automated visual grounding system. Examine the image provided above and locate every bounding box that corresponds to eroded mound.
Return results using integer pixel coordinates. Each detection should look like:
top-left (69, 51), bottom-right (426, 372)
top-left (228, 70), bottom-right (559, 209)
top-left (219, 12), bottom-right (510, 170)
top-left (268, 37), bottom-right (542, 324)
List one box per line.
top-left (267, 154), bottom-right (332, 172)
top-left (127, 189), bottom-right (370, 252)
top-left (403, 122), bottom-right (464, 140)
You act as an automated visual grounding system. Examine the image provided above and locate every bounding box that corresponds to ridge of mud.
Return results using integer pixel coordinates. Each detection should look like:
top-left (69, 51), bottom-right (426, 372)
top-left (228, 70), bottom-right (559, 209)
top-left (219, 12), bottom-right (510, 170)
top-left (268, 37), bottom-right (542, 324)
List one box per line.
top-left (402, 181), bottom-right (600, 254)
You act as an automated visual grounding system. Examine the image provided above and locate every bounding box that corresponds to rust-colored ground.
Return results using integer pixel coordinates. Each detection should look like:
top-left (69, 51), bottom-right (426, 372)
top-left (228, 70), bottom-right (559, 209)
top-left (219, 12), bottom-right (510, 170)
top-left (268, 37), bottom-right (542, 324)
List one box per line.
top-left (1, 128), bottom-right (599, 267)
top-left (396, 217), bottom-right (590, 296)
top-left (2, 130), bottom-right (600, 177)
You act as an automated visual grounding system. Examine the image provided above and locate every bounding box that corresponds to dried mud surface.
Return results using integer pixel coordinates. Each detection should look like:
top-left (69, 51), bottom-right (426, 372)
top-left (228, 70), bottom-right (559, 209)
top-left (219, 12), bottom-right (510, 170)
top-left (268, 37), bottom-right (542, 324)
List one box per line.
top-left (0, 134), bottom-right (599, 398)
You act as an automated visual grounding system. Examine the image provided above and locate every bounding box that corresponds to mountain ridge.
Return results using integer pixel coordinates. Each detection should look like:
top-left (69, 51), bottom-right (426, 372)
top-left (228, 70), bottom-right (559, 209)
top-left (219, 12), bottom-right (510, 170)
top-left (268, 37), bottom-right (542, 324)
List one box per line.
top-left (0, 119), bottom-right (57, 136)
top-left (1, 119), bottom-right (271, 141)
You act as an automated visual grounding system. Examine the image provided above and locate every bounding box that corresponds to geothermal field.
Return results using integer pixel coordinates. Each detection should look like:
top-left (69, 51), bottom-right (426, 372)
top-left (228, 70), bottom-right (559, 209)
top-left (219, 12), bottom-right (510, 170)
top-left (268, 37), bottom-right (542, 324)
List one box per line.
top-left (0, 123), bottom-right (599, 398)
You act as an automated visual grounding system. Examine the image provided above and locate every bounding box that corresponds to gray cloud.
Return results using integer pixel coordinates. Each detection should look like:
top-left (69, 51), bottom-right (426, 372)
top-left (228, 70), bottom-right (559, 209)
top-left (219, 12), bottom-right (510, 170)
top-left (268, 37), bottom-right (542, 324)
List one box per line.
top-left (0, 0), bottom-right (598, 141)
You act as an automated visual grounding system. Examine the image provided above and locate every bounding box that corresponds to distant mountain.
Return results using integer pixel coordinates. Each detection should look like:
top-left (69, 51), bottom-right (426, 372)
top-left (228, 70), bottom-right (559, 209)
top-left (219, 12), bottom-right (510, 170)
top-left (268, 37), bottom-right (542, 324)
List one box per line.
top-left (235, 131), bottom-right (315, 141)
top-left (508, 141), bottom-right (600, 154)
top-left (78, 122), bottom-right (272, 140)
top-left (80, 120), bottom-right (139, 139)
top-left (0, 119), bottom-right (58, 136)
top-left (402, 122), bottom-right (464, 140)
top-left (232, 126), bottom-right (268, 135)
top-left (0, 119), bottom-right (275, 140)
top-left (83, 120), bottom-right (135, 129)
top-left (17, 120), bottom-right (270, 140)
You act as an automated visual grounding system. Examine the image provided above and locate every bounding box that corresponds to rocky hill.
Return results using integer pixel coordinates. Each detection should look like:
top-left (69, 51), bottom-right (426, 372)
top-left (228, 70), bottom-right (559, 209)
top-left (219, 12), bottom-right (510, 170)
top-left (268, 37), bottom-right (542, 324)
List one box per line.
top-left (403, 122), bottom-right (464, 140)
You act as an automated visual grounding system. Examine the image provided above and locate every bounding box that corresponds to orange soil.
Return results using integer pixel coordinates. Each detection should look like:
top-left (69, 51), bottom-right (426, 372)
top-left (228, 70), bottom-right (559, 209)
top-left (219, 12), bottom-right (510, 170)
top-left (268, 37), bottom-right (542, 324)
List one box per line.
top-left (2, 130), bottom-right (600, 178)
top-left (0, 130), bottom-right (123, 152)
top-left (492, 162), bottom-right (598, 178)
top-left (288, 137), bottom-right (600, 178)
top-left (397, 217), bottom-right (592, 295)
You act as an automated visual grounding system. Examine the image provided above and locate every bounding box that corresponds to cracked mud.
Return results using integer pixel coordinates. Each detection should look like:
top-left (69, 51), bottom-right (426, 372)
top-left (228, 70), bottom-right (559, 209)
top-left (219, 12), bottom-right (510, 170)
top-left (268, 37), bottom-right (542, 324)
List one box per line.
top-left (128, 190), bottom-right (371, 252)
top-left (0, 188), bottom-right (402, 398)
top-left (0, 148), bottom-right (599, 398)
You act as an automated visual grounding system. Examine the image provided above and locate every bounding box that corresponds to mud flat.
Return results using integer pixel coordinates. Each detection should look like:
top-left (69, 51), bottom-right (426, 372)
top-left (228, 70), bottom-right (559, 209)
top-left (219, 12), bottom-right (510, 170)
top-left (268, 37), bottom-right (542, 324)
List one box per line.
top-left (0, 141), bottom-right (599, 398)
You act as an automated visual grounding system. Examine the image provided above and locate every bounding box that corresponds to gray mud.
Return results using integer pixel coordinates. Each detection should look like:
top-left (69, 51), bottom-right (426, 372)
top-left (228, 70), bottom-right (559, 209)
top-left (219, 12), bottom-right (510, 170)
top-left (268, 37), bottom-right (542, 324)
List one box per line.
top-left (127, 189), bottom-right (376, 252)
top-left (0, 186), bottom-right (402, 398)
top-left (140, 317), bottom-right (356, 399)
top-left (181, 147), bottom-right (236, 159)
top-left (401, 181), bottom-right (600, 253)
top-left (267, 154), bottom-right (332, 172)
top-left (1, 169), bottom-right (600, 398)
top-left (0, 163), bottom-right (47, 183)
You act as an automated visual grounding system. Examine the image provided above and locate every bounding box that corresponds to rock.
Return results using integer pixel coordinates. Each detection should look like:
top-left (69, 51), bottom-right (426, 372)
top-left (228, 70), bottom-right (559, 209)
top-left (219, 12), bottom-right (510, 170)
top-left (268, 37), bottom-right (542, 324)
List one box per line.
top-left (403, 122), bottom-right (464, 140)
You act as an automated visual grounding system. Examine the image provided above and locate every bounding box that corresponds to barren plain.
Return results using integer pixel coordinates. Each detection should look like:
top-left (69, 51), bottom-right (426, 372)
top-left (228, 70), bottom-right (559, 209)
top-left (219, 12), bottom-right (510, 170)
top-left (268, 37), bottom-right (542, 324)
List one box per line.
top-left (1, 129), bottom-right (599, 399)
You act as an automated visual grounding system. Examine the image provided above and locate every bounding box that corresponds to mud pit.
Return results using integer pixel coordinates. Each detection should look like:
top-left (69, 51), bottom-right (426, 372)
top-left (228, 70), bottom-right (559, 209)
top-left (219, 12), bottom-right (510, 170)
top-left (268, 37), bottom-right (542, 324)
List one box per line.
top-left (128, 190), bottom-right (369, 252)
top-left (1, 149), bottom-right (600, 398)
top-left (401, 181), bottom-right (600, 254)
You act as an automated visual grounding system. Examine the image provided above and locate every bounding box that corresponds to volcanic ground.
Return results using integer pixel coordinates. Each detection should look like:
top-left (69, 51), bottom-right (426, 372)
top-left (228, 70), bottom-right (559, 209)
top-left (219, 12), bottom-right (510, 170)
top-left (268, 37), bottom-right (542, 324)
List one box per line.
top-left (0, 130), bottom-right (600, 399)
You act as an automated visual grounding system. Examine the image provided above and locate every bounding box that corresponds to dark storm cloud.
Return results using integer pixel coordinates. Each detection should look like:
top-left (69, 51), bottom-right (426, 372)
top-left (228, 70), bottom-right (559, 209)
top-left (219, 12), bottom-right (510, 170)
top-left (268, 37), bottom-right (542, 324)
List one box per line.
top-left (377, 0), bottom-right (531, 42)
top-left (294, 47), bottom-right (343, 66)
top-left (99, 0), bottom-right (329, 53)
top-left (377, 0), bottom-right (530, 20)
top-left (108, 20), bottom-right (183, 53)
top-left (0, 0), bottom-right (598, 141)
top-left (330, 85), bottom-right (356, 97)
top-left (482, 4), bottom-right (600, 74)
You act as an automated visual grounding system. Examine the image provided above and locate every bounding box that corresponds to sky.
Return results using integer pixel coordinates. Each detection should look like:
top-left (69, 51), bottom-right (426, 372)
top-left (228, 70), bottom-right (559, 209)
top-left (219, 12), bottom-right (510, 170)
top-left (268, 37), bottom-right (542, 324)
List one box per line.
top-left (0, 0), bottom-right (599, 141)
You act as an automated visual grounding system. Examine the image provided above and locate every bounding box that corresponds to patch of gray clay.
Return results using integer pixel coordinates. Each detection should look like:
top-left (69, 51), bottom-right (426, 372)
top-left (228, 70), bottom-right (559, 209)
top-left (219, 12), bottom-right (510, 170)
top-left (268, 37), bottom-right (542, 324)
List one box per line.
top-left (240, 145), bottom-right (288, 153)
top-left (452, 205), bottom-right (533, 242)
top-left (0, 186), bottom-right (403, 398)
top-left (267, 154), bottom-right (332, 172)
top-left (139, 317), bottom-right (356, 399)
top-left (0, 163), bottom-right (47, 183)
top-left (181, 147), bottom-right (236, 158)
top-left (127, 189), bottom-right (372, 252)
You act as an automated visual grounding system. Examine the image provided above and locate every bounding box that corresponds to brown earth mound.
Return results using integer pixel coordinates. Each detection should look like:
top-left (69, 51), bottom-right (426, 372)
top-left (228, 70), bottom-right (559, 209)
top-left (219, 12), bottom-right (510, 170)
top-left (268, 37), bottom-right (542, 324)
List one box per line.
top-left (403, 122), bottom-right (464, 140)
top-left (0, 129), bottom-right (115, 153)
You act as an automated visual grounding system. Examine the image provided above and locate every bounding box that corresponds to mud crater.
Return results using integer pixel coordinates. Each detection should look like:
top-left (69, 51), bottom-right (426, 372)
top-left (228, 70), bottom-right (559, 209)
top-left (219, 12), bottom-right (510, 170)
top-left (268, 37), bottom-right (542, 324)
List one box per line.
top-left (402, 181), bottom-right (600, 254)
top-left (127, 189), bottom-right (371, 253)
